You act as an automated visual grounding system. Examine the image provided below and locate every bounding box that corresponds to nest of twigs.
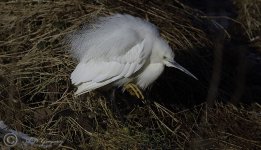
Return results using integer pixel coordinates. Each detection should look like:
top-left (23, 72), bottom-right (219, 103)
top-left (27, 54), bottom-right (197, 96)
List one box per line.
top-left (0, 0), bottom-right (260, 149)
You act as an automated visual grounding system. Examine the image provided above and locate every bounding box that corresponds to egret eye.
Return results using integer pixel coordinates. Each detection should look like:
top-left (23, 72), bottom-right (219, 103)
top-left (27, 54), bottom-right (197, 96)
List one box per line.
top-left (163, 56), bottom-right (167, 59)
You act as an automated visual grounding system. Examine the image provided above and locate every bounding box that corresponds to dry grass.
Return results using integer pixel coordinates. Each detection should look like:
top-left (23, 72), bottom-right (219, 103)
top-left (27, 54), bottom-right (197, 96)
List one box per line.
top-left (234, 0), bottom-right (261, 39)
top-left (0, 0), bottom-right (260, 149)
top-left (233, 0), bottom-right (261, 80)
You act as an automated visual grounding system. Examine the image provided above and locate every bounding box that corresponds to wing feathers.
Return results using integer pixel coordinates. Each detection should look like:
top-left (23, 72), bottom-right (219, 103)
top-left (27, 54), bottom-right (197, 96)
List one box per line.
top-left (75, 76), bottom-right (122, 96)
top-left (125, 63), bottom-right (136, 77)
top-left (71, 40), bottom-right (146, 95)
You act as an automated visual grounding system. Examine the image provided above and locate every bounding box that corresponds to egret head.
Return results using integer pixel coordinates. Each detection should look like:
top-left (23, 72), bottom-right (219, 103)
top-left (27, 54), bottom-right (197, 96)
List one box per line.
top-left (154, 38), bottom-right (198, 80)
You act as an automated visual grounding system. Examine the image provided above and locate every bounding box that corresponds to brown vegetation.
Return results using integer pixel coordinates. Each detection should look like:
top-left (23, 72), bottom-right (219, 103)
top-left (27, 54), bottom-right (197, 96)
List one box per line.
top-left (0, 0), bottom-right (260, 149)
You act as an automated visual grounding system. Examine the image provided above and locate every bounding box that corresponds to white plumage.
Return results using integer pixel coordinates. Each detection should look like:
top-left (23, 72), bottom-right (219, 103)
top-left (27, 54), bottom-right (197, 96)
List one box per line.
top-left (68, 14), bottom-right (197, 96)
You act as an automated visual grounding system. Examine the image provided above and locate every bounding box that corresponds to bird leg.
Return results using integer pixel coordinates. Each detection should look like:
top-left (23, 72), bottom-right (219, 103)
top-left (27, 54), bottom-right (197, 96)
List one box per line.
top-left (123, 83), bottom-right (145, 100)
top-left (110, 89), bottom-right (117, 110)
top-left (109, 89), bottom-right (124, 121)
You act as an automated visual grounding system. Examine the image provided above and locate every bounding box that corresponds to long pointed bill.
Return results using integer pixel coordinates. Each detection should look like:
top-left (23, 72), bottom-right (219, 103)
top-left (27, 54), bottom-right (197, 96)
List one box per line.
top-left (169, 61), bottom-right (198, 80)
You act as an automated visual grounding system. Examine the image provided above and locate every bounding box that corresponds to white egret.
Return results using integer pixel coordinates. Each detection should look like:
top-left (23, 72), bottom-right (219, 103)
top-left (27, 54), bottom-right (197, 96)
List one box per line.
top-left (68, 14), bottom-right (197, 97)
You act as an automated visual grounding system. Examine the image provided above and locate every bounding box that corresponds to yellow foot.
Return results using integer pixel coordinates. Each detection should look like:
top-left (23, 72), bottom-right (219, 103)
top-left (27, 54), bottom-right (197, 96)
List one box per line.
top-left (123, 83), bottom-right (144, 100)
